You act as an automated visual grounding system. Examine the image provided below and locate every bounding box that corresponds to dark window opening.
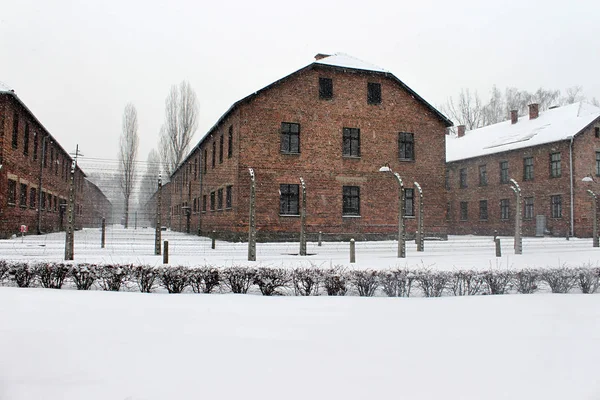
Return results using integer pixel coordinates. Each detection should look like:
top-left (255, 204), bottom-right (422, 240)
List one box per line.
top-left (219, 135), bottom-right (224, 164)
top-left (460, 201), bottom-right (468, 221)
top-left (523, 157), bottom-right (534, 181)
top-left (460, 168), bottom-right (467, 188)
top-left (499, 161), bottom-right (509, 183)
top-left (226, 186), bottom-right (232, 209)
top-left (12, 112), bottom-right (19, 149)
top-left (342, 127), bottom-right (360, 157)
top-left (367, 82), bottom-right (381, 105)
top-left (551, 195), bottom-right (562, 218)
top-left (479, 200), bottom-right (488, 220)
top-left (281, 122), bottom-right (300, 154)
top-left (524, 197), bottom-right (534, 220)
top-left (29, 188), bottom-right (37, 209)
top-left (550, 152), bottom-right (561, 178)
top-left (23, 123), bottom-right (29, 155)
top-left (19, 183), bottom-right (27, 207)
top-left (500, 199), bottom-right (510, 220)
top-left (405, 188), bottom-right (414, 217)
top-left (342, 186), bottom-right (360, 216)
top-left (319, 77), bottom-right (333, 100)
top-left (217, 188), bottom-right (223, 210)
top-left (212, 141), bottom-right (216, 168)
top-left (479, 165), bottom-right (488, 186)
top-left (280, 184), bottom-right (299, 215)
top-left (210, 192), bottom-right (215, 211)
top-left (399, 132), bottom-right (414, 160)
top-left (228, 125), bottom-right (233, 158)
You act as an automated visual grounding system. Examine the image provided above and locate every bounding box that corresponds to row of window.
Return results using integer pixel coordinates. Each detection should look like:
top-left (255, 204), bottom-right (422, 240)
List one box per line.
top-left (203, 126), bottom-right (234, 173)
top-left (455, 153), bottom-right (560, 189)
top-left (6, 179), bottom-right (66, 212)
top-left (10, 113), bottom-right (71, 182)
top-left (281, 122), bottom-right (415, 160)
top-left (454, 195), bottom-right (562, 221)
top-left (319, 77), bottom-right (382, 105)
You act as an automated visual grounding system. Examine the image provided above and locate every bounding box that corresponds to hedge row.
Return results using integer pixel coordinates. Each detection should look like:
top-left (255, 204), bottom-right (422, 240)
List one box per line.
top-left (0, 261), bottom-right (599, 297)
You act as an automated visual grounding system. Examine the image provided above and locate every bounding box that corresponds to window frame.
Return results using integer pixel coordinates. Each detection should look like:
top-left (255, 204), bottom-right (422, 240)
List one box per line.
top-left (319, 77), bottom-right (333, 100)
top-left (29, 187), bottom-right (37, 209)
top-left (228, 126), bottom-right (233, 158)
top-left (342, 186), bottom-right (360, 216)
top-left (280, 122), bottom-right (300, 154)
top-left (524, 196), bottom-right (534, 220)
top-left (551, 195), bottom-right (562, 218)
top-left (550, 152), bottom-right (561, 178)
top-left (219, 134), bottom-right (224, 164)
top-left (367, 82), bottom-right (381, 105)
top-left (479, 200), bottom-right (488, 220)
top-left (210, 191), bottom-right (215, 211)
top-left (217, 188), bottom-right (223, 210)
top-left (12, 112), bottom-right (18, 149)
top-left (459, 201), bottom-right (468, 221)
top-left (499, 161), bottom-right (509, 184)
top-left (202, 195), bottom-right (207, 213)
top-left (212, 141), bottom-right (216, 168)
top-left (226, 185), bottom-right (233, 209)
top-left (459, 168), bottom-right (468, 188)
top-left (399, 132), bottom-right (415, 161)
top-left (404, 188), bottom-right (415, 217)
top-left (479, 164), bottom-right (488, 186)
top-left (523, 157), bottom-right (534, 181)
top-left (342, 127), bottom-right (360, 158)
top-left (23, 123), bottom-right (29, 156)
top-left (500, 199), bottom-right (510, 220)
top-left (596, 152), bottom-right (600, 176)
top-left (279, 184), bottom-right (300, 216)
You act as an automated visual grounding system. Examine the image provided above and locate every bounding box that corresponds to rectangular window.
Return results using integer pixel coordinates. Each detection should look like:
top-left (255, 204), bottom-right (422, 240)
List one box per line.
top-left (596, 152), bottom-right (600, 176)
top-left (219, 135), bottom-right (224, 164)
top-left (460, 201), bottom-right (468, 221)
top-left (524, 197), bottom-right (534, 220)
top-left (19, 183), bottom-right (27, 207)
top-left (217, 188), bottom-right (223, 210)
top-left (281, 122), bottom-right (300, 154)
top-left (319, 77), bottom-right (333, 100)
top-left (551, 195), bottom-right (562, 218)
top-left (7, 180), bottom-right (17, 205)
top-left (33, 133), bottom-right (38, 160)
top-left (404, 188), bottom-right (414, 217)
top-left (595, 127), bottom-right (600, 138)
top-left (226, 185), bottom-right (232, 209)
top-left (41, 191), bottom-right (46, 210)
top-left (194, 158), bottom-right (198, 179)
top-left (12, 112), bottom-right (18, 149)
top-left (499, 161), bottom-right (509, 183)
top-left (43, 142), bottom-right (47, 168)
top-left (460, 168), bottom-right (467, 188)
top-left (523, 157), bottom-right (534, 180)
top-left (212, 142), bottom-right (216, 168)
top-left (342, 186), bottom-right (360, 216)
top-left (342, 127), bottom-right (360, 157)
top-left (210, 191), bottom-right (215, 211)
top-left (228, 125), bottom-right (233, 158)
top-left (203, 150), bottom-right (208, 173)
top-left (280, 184), bottom-right (299, 215)
top-left (479, 165), bottom-right (488, 186)
top-left (399, 132), bottom-right (414, 161)
top-left (479, 200), bottom-right (488, 220)
top-left (367, 82), bottom-right (381, 105)
top-left (30, 188), bottom-right (37, 209)
top-left (54, 195), bottom-right (57, 212)
top-left (23, 123), bottom-right (29, 155)
top-left (550, 152), bottom-right (561, 177)
top-left (500, 199), bottom-right (510, 220)
top-left (202, 195), bottom-right (207, 212)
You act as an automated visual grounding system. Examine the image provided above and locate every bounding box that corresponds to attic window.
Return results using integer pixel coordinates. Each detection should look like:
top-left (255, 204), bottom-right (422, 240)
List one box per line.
top-left (319, 78), bottom-right (333, 100)
top-left (367, 82), bottom-right (381, 105)
top-left (595, 127), bottom-right (599, 138)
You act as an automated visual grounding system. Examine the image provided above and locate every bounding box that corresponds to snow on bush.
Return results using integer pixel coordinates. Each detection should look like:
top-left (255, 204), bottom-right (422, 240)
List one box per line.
top-left (379, 268), bottom-right (414, 297)
top-left (0, 260), bottom-right (9, 283)
top-left (512, 269), bottom-right (539, 294)
top-left (253, 267), bottom-right (291, 296)
top-left (292, 267), bottom-right (322, 296)
top-left (482, 270), bottom-right (512, 295)
top-left (158, 266), bottom-right (189, 294)
top-left (35, 262), bottom-right (69, 289)
top-left (539, 267), bottom-right (578, 294)
top-left (416, 269), bottom-right (449, 297)
top-left (70, 263), bottom-right (98, 290)
top-left (98, 265), bottom-right (131, 292)
top-left (132, 265), bottom-right (160, 293)
top-left (323, 266), bottom-right (348, 296)
top-left (348, 269), bottom-right (379, 297)
top-left (448, 270), bottom-right (483, 296)
top-left (8, 262), bottom-right (35, 288)
top-left (576, 264), bottom-right (600, 294)
top-left (188, 266), bottom-right (221, 294)
top-left (222, 266), bottom-right (256, 294)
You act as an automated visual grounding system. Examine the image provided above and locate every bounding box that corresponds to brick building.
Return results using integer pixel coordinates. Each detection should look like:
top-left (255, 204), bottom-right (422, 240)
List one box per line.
top-left (446, 102), bottom-right (600, 237)
top-left (157, 53), bottom-right (452, 241)
top-left (0, 82), bottom-right (110, 238)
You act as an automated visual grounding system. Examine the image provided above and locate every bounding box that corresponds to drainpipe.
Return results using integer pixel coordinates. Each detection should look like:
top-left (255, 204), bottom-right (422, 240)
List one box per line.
top-left (569, 136), bottom-right (574, 237)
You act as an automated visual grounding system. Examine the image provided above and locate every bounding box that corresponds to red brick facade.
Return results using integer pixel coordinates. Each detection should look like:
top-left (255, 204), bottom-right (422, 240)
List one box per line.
top-left (447, 117), bottom-right (600, 237)
top-left (158, 57), bottom-right (452, 241)
top-left (0, 91), bottom-right (110, 238)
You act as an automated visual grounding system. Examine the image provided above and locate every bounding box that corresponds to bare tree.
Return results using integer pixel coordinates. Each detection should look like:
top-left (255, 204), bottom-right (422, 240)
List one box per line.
top-left (592, 97), bottom-right (600, 107)
top-left (443, 89), bottom-right (483, 130)
top-left (159, 81), bottom-right (199, 176)
top-left (481, 85), bottom-right (505, 126)
top-left (139, 148), bottom-right (161, 201)
top-left (118, 103), bottom-right (139, 229)
top-left (561, 86), bottom-right (585, 105)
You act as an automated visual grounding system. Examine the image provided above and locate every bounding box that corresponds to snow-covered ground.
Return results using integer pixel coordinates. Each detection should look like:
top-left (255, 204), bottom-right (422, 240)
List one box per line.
top-left (0, 288), bottom-right (599, 400)
top-left (2, 228), bottom-right (600, 400)
top-left (1, 225), bottom-right (599, 270)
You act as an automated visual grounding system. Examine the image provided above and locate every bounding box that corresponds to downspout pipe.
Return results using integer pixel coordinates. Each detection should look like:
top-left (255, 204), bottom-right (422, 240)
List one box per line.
top-left (569, 136), bottom-right (574, 237)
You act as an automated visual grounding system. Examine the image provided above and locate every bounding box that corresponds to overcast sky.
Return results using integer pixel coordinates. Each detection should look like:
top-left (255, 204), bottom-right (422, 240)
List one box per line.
top-left (1, 0), bottom-right (599, 175)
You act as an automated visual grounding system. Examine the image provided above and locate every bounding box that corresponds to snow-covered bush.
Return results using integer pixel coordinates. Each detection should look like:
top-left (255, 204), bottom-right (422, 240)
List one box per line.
top-left (98, 264), bottom-right (131, 292)
top-left (575, 264), bottom-right (600, 294)
top-left (132, 265), bottom-right (160, 293)
top-left (379, 268), bottom-right (414, 297)
top-left (70, 263), bottom-right (98, 290)
top-left (323, 266), bottom-right (348, 296)
top-left (512, 269), bottom-right (539, 294)
top-left (254, 267), bottom-right (291, 296)
top-left (188, 266), bottom-right (221, 294)
top-left (540, 267), bottom-right (577, 294)
top-left (36, 262), bottom-right (69, 289)
top-left (482, 270), bottom-right (512, 295)
top-left (158, 266), bottom-right (189, 294)
top-left (449, 270), bottom-right (483, 296)
top-left (0, 260), bottom-right (9, 283)
top-left (416, 269), bottom-right (449, 297)
top-left (8, 262), bottom-right (35, 288)
top-left (349, 270), bottom-right (379, 297)
top-left (222, 266), bottom-right (256, 294)
top-left (292, 267), bottom-right (322, 296)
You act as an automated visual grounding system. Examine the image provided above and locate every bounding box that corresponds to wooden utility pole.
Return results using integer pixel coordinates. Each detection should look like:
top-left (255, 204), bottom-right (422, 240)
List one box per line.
top-left (64, 144), bottom-right (81, 260)
top-left (248, 168), bottom-right (256, 261)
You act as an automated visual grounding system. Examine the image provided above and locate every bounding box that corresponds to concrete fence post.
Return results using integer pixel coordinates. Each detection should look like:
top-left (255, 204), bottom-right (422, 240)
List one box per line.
top-left (350, 239), bottom-right (356, 263)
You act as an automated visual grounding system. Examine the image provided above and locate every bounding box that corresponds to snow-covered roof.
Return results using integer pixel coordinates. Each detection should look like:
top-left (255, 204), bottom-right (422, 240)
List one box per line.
top-left (0, 81), bottom-right (14, 93)
top-left (314, 53), bottom-right (389, 73)
top-left (446, 102), bottom-right (600, 162)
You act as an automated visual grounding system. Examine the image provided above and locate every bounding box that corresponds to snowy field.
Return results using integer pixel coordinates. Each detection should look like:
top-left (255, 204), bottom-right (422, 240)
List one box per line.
top-left (1, 225), bottom-right (600, 270)
top-left (1, 228), bottom-right (600, 400)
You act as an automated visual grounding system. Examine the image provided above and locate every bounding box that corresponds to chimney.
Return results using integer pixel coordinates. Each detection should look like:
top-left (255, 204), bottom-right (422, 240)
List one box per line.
top-left (457, 125), bottom-right (466, 138)
top-left (528, 103), bottom-right (539, 120)
top-left (510, 110), bottom-right (518, 124)
top-left (314, 53), bottom-right (330, 61)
